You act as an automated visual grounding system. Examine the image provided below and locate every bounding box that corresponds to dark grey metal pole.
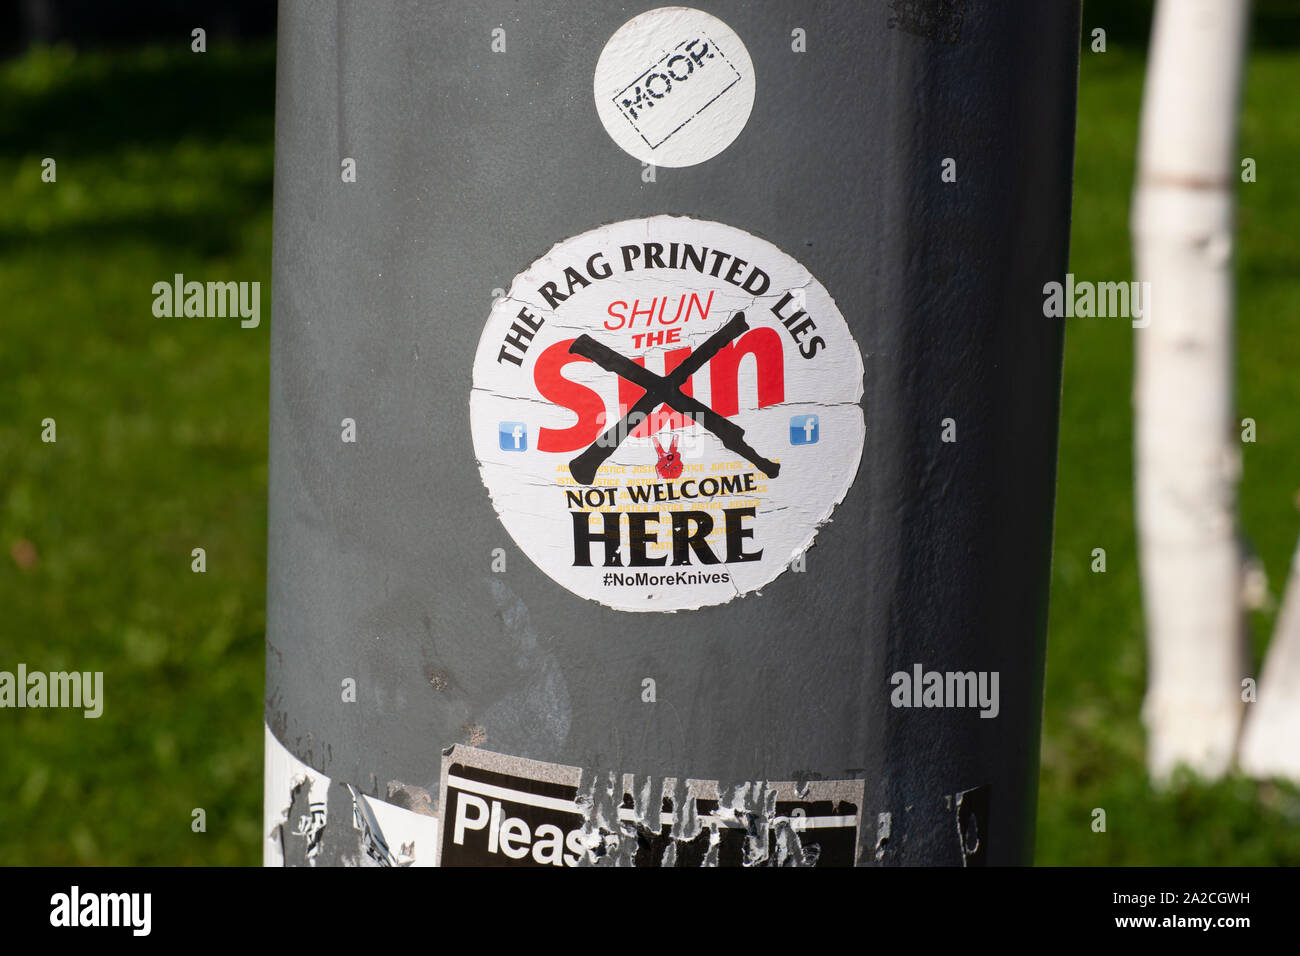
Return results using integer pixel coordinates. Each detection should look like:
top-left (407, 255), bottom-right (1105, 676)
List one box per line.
top-left (265, 0), bottom-right (1080, 866)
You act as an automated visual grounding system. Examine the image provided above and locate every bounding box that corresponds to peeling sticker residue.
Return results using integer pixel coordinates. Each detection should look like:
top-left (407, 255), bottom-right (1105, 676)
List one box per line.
top-left (347, 784), bottom-right (404, 866)
top-left (291, 777), bottom-right (329, 862)
top-left (479, 579), bottom-right (572, 753)
top-left (263, 724), bottom-right (439, 867)
top-left (874, 811), bottom-right (892, 861)
top-left (264, 724), bottom-right (331, 867)
top-left (384, 780), bottom-right (435, 815)
top-left (886, 0), bottom-right (967, 45)
top-left (469, 216), bottom-right (866, 612)
top-left (955, 784), bottom-right (989, 867)
top-left (437, 744), bottom-right (865, 866)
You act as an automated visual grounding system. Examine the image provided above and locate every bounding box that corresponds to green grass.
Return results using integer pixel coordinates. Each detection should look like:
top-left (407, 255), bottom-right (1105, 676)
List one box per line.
top-left (1, 36), bottom-right (1297, 865)
top-left (1036, 44), bottom-right (1300, 865)
top-left (0, 43), bottom-right (274, 864)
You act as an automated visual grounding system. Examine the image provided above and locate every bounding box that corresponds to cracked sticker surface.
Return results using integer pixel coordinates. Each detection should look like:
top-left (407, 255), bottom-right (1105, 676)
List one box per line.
top-left (470, 215), bottom-right (866, 612)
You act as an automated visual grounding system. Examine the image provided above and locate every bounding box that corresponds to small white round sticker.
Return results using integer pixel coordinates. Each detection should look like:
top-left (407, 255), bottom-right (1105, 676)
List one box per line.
top-left (471, 217), bottom-right (865, 612)
top-left (593, 7), bottom-right (756, 168)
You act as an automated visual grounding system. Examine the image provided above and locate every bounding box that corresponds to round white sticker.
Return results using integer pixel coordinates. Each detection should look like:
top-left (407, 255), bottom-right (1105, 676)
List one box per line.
top-left (471, 216), bottom-right (865, 612)
top-left (593, 7), bottom-right (756, 168)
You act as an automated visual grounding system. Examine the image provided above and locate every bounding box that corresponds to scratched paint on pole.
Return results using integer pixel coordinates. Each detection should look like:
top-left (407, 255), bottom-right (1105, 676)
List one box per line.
top-left (470, 216), bottom-right (866, 612)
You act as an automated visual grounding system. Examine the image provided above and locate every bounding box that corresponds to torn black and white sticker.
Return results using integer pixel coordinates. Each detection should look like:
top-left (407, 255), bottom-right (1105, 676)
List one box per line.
top-left (437, 745), bottom-right (866, 867)
top-left (264, 725), bottom-right (439, 867)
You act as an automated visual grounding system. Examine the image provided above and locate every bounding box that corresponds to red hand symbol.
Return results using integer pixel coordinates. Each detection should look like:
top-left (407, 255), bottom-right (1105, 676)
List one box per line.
top-left (652, 435), bottom-right (684, 480)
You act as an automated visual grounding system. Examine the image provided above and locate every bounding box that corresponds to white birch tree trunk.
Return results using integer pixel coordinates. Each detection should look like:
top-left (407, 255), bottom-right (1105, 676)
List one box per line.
top-left (1240, 535), bottom-right (1300, 778)
top-left (1132, 0), bottom-right (1252, 782)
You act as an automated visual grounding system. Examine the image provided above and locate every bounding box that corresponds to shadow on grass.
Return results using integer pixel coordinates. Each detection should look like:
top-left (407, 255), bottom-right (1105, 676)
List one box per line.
top-left (1, 42), bottom-right (275, 258)
top-left (0, 194), bottom-right (270, 258)
top-left (0, 43), bottom-right (275, 158)
top-left (1083, 0), bottom-right (1300, 50)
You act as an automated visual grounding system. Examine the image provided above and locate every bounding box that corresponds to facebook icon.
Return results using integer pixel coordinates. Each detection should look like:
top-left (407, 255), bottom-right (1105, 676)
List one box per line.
top-left (499, 422), bottom-right (528, 451)
top-left (789, 415), bottom-right (819, 445)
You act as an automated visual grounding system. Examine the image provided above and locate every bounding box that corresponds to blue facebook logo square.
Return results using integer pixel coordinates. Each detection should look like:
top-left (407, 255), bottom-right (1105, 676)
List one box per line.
top-left (499, 422), bottom-right (528, 451)
top-left (789, 415), bottom-right (819, 445)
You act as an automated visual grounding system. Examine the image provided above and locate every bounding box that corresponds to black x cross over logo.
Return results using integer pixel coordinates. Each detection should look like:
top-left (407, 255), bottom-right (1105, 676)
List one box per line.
top-left (567, 311), bottom-right (782, 486)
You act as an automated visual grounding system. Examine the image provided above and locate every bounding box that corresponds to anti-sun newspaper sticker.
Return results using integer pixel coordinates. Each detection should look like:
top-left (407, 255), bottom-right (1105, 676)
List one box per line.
top-left (470, 216), bottom-right (865, 612)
